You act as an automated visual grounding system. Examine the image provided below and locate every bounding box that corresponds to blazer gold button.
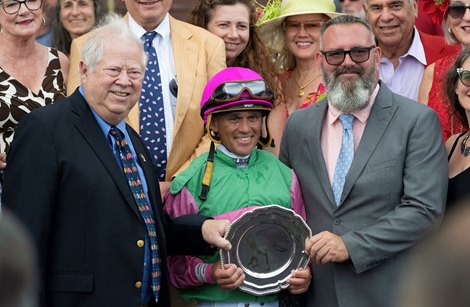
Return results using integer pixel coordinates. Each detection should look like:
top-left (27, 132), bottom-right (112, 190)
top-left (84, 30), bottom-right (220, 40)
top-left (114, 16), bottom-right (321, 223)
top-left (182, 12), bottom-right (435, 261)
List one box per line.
top-left (137, 240), bottom-right (144, 248)
top-left (135, 281), bottom-right (142, 289)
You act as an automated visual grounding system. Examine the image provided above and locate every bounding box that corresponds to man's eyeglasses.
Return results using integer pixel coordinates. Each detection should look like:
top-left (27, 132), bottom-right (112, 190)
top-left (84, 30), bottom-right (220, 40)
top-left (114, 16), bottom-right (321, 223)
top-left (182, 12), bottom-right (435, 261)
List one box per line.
top-left (283, 20), bottom-right (324, 34)
top-left (447, 4), bottom-right (470, 20)
top-left (320, 46), bottom-right (376, 65)
top-left (457, 68), bottom-right (470, 87)
top-left (1, 0), bottom-right (42, 14)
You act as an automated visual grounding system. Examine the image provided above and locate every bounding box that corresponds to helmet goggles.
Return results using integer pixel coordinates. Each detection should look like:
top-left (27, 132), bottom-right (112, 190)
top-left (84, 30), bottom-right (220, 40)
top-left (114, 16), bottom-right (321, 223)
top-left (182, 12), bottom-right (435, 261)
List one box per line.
top-left (211, 80), bottom-right (273, 102)
top-left (200, 79), bottom-right (274, 119)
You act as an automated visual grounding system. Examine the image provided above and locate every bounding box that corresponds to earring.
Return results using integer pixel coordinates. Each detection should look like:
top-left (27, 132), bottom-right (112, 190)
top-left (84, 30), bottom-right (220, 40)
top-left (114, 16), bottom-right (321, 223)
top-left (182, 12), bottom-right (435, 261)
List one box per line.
top-left (42, 17), bottom-right (46, 26)
top-left (448, 27), bottom-right (453, 34)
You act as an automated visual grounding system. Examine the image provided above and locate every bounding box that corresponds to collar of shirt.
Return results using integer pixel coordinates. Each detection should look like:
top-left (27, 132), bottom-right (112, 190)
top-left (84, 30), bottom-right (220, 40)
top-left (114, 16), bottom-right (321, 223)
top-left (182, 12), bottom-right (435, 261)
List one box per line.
top-left (218, 144), bottom-right (252, 160)
top-left (79, 86), bottom-right (127, 139)
top-left (327, 83), bottom-right (380, 125)
top-left (128, 13), bottom-right (171, 43)
top-left (217, 144), bottom-right (253, 168)
top-left (380, 27), bottom-right (426, 67)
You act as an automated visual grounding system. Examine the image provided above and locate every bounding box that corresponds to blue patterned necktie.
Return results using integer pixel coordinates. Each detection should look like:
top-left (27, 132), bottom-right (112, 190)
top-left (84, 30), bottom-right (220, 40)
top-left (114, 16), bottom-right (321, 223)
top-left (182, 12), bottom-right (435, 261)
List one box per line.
top-left (140, 31), bottom-right (167, 180)
top-left (109, 127), bottom-right (161, 302)
top-left (332, 114), bottom-right (355, 206)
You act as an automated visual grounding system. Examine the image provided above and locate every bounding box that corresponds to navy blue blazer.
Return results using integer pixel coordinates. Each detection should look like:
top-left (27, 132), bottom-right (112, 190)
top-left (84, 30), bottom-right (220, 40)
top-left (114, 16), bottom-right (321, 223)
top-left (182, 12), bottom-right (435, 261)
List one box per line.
top-left (3, 89), bottom-right (213, 307)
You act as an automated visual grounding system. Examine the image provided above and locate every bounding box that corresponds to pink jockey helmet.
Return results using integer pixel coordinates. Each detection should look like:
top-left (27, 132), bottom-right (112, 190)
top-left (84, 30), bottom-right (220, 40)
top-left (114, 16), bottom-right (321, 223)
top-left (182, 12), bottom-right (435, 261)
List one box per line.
top-left (200, 67), bottom-right (274, 124)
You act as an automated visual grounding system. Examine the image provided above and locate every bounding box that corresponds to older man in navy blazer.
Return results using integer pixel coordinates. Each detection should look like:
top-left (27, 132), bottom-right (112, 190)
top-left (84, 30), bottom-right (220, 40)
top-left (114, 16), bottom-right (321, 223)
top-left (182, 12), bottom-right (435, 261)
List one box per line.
top-left (2, 15), bottom-right (229, 307)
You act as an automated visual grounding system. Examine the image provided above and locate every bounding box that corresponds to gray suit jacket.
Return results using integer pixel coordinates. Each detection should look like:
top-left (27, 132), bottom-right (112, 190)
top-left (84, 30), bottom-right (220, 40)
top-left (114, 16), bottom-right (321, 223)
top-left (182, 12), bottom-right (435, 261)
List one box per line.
top-left (280, 83), bottom-right (447, 307)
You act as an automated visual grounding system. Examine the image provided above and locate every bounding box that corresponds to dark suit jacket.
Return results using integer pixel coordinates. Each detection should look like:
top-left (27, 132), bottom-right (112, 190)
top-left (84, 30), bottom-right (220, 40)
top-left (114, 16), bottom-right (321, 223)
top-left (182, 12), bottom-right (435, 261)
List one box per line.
top-left (419, 30), bottom-right (460, 66)
top-left (2, 89), bottom-right (213, 307)
top-left (280, 83), bottom-right (448, 307)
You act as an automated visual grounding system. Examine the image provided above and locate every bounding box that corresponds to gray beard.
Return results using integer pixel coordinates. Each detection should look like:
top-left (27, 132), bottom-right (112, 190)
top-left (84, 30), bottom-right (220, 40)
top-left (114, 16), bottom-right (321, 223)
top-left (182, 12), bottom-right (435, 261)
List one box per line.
top-left (323, 64), bottom-right (376, 113)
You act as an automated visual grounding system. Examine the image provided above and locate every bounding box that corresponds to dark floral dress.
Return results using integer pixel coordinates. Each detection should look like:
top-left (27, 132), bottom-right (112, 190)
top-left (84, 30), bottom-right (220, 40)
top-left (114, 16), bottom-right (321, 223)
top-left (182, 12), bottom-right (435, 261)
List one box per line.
top-left (0, 48), bottom-right (66, 153)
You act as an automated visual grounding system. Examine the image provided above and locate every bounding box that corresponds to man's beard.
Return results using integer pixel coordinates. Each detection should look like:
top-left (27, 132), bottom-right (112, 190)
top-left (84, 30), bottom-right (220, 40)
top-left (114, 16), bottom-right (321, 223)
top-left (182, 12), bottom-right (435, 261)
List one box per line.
top-left (323, 64), bottom-right (377, 113)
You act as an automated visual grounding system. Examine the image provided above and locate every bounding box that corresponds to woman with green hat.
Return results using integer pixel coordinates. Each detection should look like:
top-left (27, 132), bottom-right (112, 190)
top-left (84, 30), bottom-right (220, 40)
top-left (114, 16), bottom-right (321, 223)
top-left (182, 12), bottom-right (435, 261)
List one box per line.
top-left (258, 0), bottom-right (341, 115)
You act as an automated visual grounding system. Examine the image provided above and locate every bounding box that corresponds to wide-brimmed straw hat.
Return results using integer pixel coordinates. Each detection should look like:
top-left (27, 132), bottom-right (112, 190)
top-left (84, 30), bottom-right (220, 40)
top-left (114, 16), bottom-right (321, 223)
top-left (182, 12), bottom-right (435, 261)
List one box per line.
top-left (258, 0), bottom-right (341, 53)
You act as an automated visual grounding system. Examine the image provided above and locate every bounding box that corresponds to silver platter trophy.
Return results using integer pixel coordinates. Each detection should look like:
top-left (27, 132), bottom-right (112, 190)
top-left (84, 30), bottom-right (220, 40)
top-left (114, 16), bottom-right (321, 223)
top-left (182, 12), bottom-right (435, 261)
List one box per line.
top-left (220, 205), bottom-right (311, 296)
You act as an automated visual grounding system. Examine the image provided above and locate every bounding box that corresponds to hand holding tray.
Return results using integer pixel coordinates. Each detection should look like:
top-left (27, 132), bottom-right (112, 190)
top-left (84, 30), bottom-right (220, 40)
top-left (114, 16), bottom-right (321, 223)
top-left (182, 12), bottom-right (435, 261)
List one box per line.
top-left (220, 205), bottom-right (311, 296)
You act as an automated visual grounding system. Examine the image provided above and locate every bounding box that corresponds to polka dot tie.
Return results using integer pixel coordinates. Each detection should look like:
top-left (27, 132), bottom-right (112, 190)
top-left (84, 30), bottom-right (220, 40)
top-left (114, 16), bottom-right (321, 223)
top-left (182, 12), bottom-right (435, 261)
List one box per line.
top-left (332, 114), bottom-right (355, 206)
top-left (109, 127), bottom-right (161, 303)
top-left (140, 31), bottom-right (167, 180)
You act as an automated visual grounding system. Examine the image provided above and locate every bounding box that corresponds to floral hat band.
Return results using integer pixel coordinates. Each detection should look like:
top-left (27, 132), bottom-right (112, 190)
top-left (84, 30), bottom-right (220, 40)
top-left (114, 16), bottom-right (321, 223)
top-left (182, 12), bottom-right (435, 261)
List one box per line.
top-left (422, 0), bottom-right (449, 25)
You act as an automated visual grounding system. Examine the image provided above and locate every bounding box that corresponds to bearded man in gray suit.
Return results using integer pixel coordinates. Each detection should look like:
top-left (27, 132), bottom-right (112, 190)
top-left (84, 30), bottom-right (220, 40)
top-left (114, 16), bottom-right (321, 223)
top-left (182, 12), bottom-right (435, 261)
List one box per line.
top-left (279, 15), bottom-right (447, 307)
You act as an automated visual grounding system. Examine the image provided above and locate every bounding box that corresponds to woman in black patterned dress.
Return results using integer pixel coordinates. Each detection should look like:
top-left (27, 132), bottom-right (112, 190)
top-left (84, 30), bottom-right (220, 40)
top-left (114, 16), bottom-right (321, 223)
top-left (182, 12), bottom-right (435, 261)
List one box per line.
top-left (0, 0), bottom-right (69, 159)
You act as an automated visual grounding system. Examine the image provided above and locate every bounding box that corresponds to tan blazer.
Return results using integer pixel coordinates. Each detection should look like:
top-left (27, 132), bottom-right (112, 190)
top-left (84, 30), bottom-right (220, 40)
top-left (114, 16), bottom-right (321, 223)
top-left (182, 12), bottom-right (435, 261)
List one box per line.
top-left (67, 15), bottom-right (226, 180)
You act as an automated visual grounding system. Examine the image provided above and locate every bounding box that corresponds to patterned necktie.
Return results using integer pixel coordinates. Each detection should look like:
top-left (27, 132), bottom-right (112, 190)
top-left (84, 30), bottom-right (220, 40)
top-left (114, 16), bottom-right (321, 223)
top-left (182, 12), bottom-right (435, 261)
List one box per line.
top-left (140, 31), bottom-right (167, 181)
top-left (109, 127), bottom-right (161, 302)
top-left (332, 114), bottom-right (355, 206)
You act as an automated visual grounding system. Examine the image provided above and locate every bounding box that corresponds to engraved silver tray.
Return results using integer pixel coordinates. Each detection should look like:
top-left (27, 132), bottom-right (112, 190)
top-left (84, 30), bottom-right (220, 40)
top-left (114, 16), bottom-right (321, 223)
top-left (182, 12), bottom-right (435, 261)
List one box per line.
top-left (220, 205), bottom-right (311, 296)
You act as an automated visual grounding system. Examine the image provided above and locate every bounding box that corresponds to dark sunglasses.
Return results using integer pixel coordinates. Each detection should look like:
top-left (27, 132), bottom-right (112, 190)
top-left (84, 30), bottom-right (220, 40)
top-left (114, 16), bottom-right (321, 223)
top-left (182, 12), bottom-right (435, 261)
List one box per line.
top-left (169, 78), bottom-right (178, 97)
top-left (447, 4), bottom-right (470, 19)
top-left (457, 68), bottom-right (470, 86)
top-left (321, 45), bottom-right (376, 66)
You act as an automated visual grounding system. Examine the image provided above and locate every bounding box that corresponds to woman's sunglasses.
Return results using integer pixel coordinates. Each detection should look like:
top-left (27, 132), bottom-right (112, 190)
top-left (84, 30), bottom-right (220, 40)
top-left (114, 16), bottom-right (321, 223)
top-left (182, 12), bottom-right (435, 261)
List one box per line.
top-left (457, 68), bottom-right (470, 87)
top-left (447, 4), bottom-right (470, 20)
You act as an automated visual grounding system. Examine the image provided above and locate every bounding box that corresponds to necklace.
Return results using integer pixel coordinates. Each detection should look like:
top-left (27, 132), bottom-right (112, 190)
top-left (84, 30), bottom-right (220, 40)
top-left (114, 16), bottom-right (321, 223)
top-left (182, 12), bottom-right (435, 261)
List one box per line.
top-left (294, 72), bottom-right (320, 97)
top-left (461, 133), bottom-right (470, 157)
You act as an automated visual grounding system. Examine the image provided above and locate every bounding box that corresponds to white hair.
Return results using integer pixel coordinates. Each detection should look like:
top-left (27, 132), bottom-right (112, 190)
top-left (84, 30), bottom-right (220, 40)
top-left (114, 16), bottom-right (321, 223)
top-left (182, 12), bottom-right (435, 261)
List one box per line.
top-left (81, 13), bottom-right (147, 71)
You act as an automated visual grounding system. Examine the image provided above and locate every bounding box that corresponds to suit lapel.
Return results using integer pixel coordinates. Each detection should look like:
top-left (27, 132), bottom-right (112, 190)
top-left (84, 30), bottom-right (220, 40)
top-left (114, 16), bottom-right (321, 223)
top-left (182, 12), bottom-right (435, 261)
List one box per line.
top-left (339, 84), bottom-right (397, 206)
top-left (170, 16), bottom-right (198, 139)
top-left (69, 90), bottom-right (141, 217)
top-left (306, 101), bottom-right (337, 207)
